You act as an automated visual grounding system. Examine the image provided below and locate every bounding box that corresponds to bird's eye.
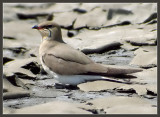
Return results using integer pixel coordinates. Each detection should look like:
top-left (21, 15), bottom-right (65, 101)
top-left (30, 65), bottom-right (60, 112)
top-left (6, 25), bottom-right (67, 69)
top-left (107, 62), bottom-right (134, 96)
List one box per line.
top-left (41, 25), bottom-right (53, 29)
top-left (47, 25), bottom-right (53, 28)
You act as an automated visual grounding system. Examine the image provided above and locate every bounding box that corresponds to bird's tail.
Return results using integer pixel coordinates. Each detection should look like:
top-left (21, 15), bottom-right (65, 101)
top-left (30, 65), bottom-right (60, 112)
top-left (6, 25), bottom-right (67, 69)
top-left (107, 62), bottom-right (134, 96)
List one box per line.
top-left (85, 63), bottom-right (143, 76)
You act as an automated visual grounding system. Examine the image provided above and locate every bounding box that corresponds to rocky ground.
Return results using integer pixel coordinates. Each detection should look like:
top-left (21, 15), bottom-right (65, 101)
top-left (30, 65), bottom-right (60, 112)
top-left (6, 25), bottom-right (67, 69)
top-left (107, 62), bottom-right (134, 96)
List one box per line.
top-left (3, 3), bottom-right (157, 114)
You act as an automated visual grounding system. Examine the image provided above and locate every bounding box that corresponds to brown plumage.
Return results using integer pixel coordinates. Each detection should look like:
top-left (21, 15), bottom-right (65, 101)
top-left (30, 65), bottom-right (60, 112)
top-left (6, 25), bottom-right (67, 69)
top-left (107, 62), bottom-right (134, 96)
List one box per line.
top-left (32, 21), bottom-right (142, 85)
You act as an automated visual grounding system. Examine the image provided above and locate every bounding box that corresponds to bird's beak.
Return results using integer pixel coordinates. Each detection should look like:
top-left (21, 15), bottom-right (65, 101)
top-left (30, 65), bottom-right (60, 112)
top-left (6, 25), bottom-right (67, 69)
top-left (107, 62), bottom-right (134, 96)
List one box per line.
top-left (32, 25), bottom-right (42, 30)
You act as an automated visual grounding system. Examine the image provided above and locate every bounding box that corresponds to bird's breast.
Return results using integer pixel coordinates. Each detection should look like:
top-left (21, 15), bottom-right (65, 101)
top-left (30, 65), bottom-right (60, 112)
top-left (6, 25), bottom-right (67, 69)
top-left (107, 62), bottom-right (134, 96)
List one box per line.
top-left (40, 56), bottom-right (59, 78)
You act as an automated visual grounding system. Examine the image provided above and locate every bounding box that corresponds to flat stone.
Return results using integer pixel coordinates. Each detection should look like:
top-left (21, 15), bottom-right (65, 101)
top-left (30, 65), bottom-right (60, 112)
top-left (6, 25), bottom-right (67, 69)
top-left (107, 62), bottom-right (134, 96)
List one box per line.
top-left (115, 84), bottom-right (156, 95)
top-left (132, 67), bottom-right (157, 85)
top-left (78, 80), bottom-right (127, 92)
top-left (103, 3), bottom-right (157, 25)
top-left (45, 3), bottom-right (80, 12)
top-left (3, 107), bottom-right (15, 114)
top-left (9, 101), bottom-right (93, 114)
top-left (3, 21), bottom-right (41, 48)
top-left (3, 38), bottom-right (25, 49)
top-left (72, 23), bottom-right (156, 50)
top-left (53, 12), bottom-right (79, 27)
top-left (72, 28), bottom-right (122, 50)
top-left (89, 96), bottom-right (156, 114)
top-left (3, 76), bottom-right (30, 100)
top-left (79, 3), bottom-right (104, 11)
top-left (3, 3), bottom-right (19, 22)
top-left (74, 7), bottom-right (107, 28)
top-left (90, 96), bottom-right (152, 107)
top-left (3, 57), bottom-right (38, 78)
top-left (130, 47), bottom-right (157, 66)
top-left (3, 76), bottom-right (26, 93)
top-left (106, 105), bottom-right (157, 114)
top-left (80, 3), bottom-right (157, 25)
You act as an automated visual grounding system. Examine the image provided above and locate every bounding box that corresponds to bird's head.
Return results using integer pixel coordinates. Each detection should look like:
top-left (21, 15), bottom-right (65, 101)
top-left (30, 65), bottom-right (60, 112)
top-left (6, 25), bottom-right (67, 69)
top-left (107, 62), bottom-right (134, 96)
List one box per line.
top-left (32, 21), bottom-right (63, 42)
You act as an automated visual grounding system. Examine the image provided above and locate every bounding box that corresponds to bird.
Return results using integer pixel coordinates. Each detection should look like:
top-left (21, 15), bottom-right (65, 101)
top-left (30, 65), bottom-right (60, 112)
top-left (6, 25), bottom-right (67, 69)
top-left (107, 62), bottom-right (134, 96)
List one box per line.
top-left (32, 21), bottom-right (142, 86)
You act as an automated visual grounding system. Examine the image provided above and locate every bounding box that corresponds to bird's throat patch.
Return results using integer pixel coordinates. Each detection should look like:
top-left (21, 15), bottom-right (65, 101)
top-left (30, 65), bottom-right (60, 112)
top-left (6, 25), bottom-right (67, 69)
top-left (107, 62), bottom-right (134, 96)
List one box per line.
top-left (48, 29), bottom-right (52, 37)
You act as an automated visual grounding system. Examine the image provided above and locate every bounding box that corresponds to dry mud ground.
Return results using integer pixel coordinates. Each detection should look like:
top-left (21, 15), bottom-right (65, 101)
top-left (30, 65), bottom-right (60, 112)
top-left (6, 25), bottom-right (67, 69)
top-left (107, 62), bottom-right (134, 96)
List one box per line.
top-left (3, 3), bottom-right (157, 114)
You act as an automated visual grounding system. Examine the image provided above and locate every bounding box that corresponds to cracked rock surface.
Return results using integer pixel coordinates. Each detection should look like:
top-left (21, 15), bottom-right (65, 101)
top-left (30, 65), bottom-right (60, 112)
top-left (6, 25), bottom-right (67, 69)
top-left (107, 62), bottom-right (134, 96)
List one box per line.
top-left (3, 3), bottom-right (157, 114)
